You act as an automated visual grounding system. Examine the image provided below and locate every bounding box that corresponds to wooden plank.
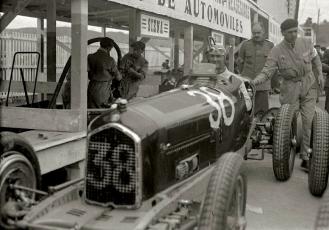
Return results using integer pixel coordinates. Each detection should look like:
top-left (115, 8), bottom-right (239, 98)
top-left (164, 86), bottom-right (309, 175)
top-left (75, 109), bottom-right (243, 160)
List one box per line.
top-left (184, 24), bottom-right (193, 75)
top-left (0, 0), bottom-right (32, 33)
top-left (129, 8), bottom-right (138, 52)
top-left (228, 37), bottom-right (235, 72)
top-left (47, 0), bottom-right (57, 84)
top-left (0, 80), bottom-right (57, 94)
top-left (148, 42), bottom-right (170, 59)
top-left (174, 28), bottom-right (180, 69)
top-left (20, 130), bottom-right (86, 175)
top-left (0, 107), bottom-right (82, 132)
top-left (71, 0), bottom-right (88, 131)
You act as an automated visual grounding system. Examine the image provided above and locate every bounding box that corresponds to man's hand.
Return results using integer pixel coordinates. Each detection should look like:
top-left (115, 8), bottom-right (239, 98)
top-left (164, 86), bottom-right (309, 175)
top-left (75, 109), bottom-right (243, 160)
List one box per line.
top-left (318, 73), bottom-right (324, 92)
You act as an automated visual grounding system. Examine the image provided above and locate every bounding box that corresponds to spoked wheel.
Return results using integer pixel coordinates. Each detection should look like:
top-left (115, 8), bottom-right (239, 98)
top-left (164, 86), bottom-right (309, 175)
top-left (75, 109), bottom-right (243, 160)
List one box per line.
top-left (0, 151), bottom-right (37, 228)
top-left (198, 152), bottom-right (247, 230)
top-left (272, 104), bottom-right (298, 181)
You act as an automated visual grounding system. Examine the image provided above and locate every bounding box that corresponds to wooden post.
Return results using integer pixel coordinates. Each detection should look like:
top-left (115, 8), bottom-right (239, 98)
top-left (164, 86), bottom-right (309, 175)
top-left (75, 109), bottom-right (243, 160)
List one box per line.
top-left (184, 24), bottom-right (193, 75)
top-left (228, 36), bottom-right (235, 72)
top-left (129, 8), bottom-right (138, 52)
top-left (174, 28), bottom-right (180, 70)
top-left (71, 0), bottom-right (88, 131)
top-left (47, 0), bottom-right (56, 87)
top-left (102, 26), bottom-right (106, 37)
top-left (37, 18), bottom-right (44, 73)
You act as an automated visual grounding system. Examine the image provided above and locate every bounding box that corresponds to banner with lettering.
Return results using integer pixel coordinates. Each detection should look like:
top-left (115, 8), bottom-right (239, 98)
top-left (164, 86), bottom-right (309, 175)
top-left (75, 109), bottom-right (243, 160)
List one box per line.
top-left (108, 0), bottom-right (252, 39)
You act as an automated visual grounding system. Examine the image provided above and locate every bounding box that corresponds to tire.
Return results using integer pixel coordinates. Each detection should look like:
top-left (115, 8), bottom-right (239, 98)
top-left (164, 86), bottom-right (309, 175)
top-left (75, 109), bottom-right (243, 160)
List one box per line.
top-left (308, 109), bottom-right (329, 197)
top-left (198, 152), bottom-right (247, 230)
top-left (0, 133), bottom-right (40, 229)
top-left (272, 104), bottom-right (298, 181)
top-left (314, 191), bottom-right (329, 230)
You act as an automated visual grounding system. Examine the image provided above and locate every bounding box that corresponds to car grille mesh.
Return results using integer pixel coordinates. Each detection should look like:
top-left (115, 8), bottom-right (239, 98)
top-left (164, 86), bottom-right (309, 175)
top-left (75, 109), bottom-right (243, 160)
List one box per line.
top-left (85, 127), bottom-right (137, 207)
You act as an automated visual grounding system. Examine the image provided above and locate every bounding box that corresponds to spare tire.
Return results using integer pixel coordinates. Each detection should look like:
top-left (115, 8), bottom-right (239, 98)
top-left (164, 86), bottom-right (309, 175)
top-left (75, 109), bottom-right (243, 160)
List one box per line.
top-left (272, 104), bottom-right (298, 181)
top-left (309, 108), bottom-right (329, 197)
top-left (198, 152), bottom-right (247, 230)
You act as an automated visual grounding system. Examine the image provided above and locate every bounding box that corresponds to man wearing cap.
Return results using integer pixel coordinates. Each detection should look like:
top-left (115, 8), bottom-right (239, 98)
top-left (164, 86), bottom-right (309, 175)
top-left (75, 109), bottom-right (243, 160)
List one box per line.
top-left (238, 23), bottom-right (274, 115)
top-left (206, 45), bottom-right (252, 111)
top-left (120, 41), bottom-right (149, 100)
top-left (87, 37), bottom-right (122, 108)
top-left (251, 18), bottom-right (324, 167)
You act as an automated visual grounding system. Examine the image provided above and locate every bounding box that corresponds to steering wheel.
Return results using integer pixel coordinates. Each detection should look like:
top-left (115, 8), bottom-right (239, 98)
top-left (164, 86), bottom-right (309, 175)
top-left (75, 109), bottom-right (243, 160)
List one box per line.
top-left (48, 37), bottom-right (122, 109)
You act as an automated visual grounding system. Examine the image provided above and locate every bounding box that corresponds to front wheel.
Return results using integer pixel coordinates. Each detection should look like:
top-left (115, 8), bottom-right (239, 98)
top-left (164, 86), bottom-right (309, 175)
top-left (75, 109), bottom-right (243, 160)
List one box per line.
top-left (272, 104), bottom-right (298, 181)
top-left (198, 152), bottom-right (247, 230)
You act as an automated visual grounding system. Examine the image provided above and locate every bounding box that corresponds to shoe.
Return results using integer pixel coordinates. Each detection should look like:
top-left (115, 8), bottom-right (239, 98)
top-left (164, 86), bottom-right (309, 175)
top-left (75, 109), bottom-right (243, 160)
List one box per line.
top-left (300, 160), bottom-right (309, 173)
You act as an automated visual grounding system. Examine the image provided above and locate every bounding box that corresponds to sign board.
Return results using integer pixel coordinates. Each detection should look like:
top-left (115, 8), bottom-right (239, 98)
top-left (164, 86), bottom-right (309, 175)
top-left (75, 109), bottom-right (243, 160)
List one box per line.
top-left (211, 31), bottom-right (224, 46)
top-left (108, 0), bottom-right (252, 39)
top-left (140, 13), bottom-right (170, 38)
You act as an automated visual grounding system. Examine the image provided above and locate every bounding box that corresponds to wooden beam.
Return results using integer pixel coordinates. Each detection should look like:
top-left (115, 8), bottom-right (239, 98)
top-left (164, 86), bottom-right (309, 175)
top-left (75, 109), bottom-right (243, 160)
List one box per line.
top-left (129, 8), bottom-right (138, 52)
top-left (184, 24), bottom-right (193, 75)
top-left (228, 37), bottom-right (235, 72)
top-left (193, 42), bottom-right (207, 59)
top-left (148, 42), bottom-right (170, 59)
top-left (71, 0), bottom-right (88, 131)
top-left (0, 107), bottom-right (82, 132)
top-left (0, 0), bottom-right (32, 33)
top-left (0, 80), bottom-right (57, 94)
top-left (37, 18), bottom-right (45, 73)
top-left (47, 0), bottom-right (57, 84)
top-left (56, 39), bottom-right (71, 53)
top-left (174, 28), bottom-right (180, 69)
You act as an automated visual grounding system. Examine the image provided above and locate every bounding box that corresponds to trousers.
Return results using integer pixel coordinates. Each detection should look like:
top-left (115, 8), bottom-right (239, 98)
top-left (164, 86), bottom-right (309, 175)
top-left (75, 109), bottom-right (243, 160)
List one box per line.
top-left (279, 80), bottom-right (317, 156)
top-left (254, 90), bottom-right (269, 114)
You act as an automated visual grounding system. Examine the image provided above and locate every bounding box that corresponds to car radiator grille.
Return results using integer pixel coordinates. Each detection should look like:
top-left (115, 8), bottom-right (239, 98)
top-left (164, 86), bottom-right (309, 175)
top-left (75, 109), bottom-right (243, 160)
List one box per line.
top-left (85, 127), bottom-right (139, 208)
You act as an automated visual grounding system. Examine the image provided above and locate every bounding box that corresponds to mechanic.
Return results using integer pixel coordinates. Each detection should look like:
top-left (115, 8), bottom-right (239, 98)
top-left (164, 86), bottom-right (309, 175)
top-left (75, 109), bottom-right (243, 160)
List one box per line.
top-left (120, 41), bottom-right (149, 100)
top-left (206, 45), bottom-right (252, 111)
top-left (87, 37), bottom-right (121, 108)
top-left (251, 18), bottom-right (324, 168)
top-left (238, 23), bottom-right (274, 114)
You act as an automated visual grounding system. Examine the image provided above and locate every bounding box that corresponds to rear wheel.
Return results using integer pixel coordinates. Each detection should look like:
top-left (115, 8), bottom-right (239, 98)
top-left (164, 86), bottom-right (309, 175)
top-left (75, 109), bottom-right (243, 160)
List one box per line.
top-left (272, 104), bottom-right (298, 181)
top-left (309, 109), bottom-right (329, 197)
top-left (198, 152), bottom-right (247, 230)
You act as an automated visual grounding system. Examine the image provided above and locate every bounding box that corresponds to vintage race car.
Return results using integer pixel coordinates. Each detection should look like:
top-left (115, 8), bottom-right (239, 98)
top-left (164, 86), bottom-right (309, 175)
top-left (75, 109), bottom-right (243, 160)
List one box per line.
top-left (1, 61), bottom-right (254, 229)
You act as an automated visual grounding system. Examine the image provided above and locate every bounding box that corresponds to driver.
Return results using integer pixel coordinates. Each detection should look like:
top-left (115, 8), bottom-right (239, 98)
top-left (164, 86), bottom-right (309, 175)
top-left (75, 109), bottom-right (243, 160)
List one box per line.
top-left (87, 37), bottom-right (122, 108)
top-left (206, 45), bottom-right (252, 111)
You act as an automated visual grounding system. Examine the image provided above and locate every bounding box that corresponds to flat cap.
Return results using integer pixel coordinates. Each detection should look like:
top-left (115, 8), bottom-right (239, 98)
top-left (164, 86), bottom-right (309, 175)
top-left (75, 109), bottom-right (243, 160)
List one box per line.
top-left (280, 18), bottom-right (298, 31)
top-left (100, 37), bottom-right (114, 48)
top-left (131, 41), bottom-right (145, 50)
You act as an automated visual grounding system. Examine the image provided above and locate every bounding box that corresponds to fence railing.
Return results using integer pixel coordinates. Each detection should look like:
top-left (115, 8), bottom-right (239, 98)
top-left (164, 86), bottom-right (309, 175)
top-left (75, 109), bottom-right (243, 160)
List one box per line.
top-left (0, 31), bottom-right (172, 83)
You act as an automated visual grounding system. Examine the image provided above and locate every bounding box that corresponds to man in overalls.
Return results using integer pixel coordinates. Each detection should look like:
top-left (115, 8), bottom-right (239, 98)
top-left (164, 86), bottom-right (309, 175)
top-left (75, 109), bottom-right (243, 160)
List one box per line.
top-left (251, 19), bottom-right (324, 168)
top-left (120, 41), bottom-right (148, 100)
top-left (87, 37), bottom-right (121, 108)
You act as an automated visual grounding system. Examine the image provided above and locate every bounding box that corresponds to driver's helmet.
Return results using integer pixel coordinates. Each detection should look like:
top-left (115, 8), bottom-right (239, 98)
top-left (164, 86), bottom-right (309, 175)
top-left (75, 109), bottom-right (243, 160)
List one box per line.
top-left (205, 45), bottom-right (226, 57)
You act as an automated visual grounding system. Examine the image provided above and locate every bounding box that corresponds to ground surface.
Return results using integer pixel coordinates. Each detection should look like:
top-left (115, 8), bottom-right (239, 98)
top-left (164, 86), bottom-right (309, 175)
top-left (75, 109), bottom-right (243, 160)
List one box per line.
top-left (245, 95), bottom-right (326, 230)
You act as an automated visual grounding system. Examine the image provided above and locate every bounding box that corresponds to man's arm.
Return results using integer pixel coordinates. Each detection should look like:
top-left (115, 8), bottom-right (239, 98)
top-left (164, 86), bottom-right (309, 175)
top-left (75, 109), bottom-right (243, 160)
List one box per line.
top-left (252, 49), bottom-right (278, 85)
top-left (312, 49), bottom-right (324, 90)
top-left (237, 42), bottom-right (246, 73)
